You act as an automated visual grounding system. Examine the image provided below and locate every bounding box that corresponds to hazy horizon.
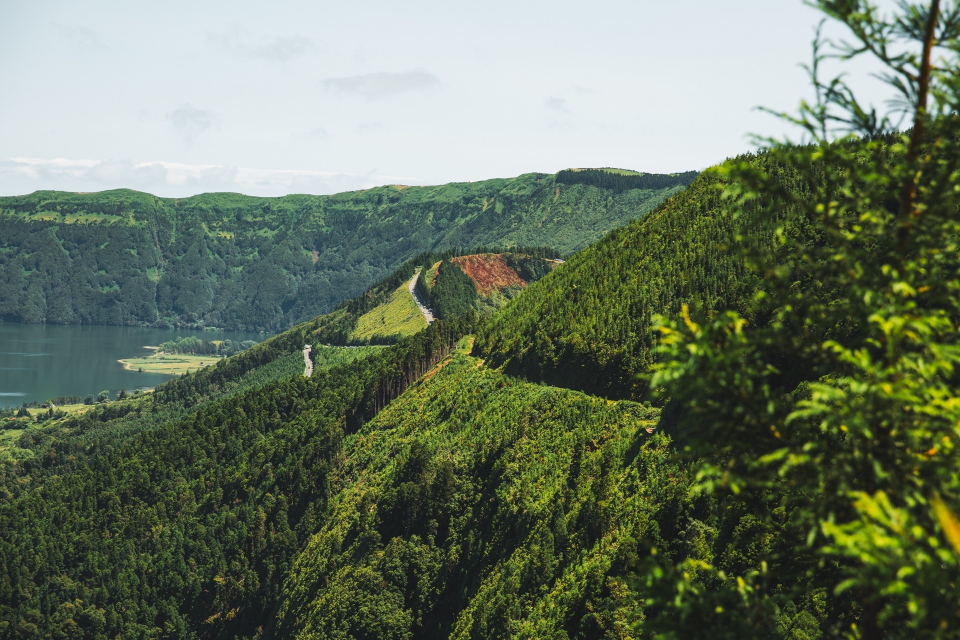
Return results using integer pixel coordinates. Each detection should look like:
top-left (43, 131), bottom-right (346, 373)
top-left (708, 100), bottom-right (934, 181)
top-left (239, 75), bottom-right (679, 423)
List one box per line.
top-left (1, 1), bottom-right (892, 198)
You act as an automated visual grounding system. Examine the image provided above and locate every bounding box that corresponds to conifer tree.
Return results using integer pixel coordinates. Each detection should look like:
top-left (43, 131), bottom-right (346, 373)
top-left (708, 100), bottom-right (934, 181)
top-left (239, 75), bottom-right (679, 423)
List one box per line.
top-left (647, 1), bottom-right (960, 636)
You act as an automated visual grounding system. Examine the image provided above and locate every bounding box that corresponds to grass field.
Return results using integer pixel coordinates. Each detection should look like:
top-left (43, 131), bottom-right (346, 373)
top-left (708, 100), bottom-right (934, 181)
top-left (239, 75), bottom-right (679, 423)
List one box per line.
top-left (424, 261), bottom-right (441, 288)
top-left (119, 353), bottom-right (223, 375)
top-left (0, 424), bottom-right (28, 451)
top-left (0, 403), bottom-right (91, 453)
top-left (349, 279), bottom-right (428, 342)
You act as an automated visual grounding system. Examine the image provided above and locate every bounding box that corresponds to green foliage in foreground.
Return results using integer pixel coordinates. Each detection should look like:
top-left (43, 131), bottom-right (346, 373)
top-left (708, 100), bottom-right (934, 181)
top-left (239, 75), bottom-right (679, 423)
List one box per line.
top-left (0, 171), bottom-right (690, 331)
top-left (639, 3), bottom-right (960, 637)
top-left (645, 126), bottom-right (960, 637)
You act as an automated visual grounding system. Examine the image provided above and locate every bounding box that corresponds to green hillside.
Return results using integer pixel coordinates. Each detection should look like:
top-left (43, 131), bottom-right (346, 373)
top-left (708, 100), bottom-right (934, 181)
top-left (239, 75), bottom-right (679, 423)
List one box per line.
top-left (282, 248), bottom-right (558, 346)
top-left (2, 117), bottom-right (959, 637)
top-left (474, 162), bottom-right (768, 400)
top-left (2, 5), bottom-right (960, 634)
top-left (0, 171), bottom-right (692, 332)
top-left (349, 276), bottom-right (428, 342)
top-left (0, 318), bottom-right (475, 638)
top-left (0, 147), bottom-right (833, 639)
top-left (271, 348), bottom-right (668, 640)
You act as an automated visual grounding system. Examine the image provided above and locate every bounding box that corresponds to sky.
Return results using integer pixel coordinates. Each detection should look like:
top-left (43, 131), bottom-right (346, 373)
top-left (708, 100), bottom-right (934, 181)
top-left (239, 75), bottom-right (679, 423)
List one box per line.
top-left (0, 0), bottom-right (894, 197)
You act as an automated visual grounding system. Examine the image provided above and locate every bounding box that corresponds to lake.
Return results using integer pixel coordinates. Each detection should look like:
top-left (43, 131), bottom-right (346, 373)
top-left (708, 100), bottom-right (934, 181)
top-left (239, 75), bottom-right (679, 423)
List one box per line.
top-left (0, 322), bottom-right (267, 408)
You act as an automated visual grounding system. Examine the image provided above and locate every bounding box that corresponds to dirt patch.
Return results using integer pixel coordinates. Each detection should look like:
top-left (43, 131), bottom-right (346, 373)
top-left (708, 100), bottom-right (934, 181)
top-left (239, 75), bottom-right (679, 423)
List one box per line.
top-left (427, 261), bottom-right (442, 287)
top-left (451, 254), bottom-right (526, 295)
top-left (420, 355), bottom-right (453, 384)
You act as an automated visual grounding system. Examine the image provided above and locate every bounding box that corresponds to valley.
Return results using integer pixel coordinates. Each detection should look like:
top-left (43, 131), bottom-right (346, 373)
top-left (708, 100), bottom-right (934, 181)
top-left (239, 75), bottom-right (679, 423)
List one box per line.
top-left (2, 2), bottom-right (960, 633)
top-left (3, 128), bottom-right (960, 636)
top-left (0, 170), bottom-right (695, 332)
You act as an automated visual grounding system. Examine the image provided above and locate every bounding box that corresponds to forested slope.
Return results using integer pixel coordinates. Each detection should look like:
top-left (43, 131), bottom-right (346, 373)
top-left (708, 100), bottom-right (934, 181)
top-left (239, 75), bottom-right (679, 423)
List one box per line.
top-left (286, 247), bottom-right (557, 346)
top-left (2, 90), bottom-right (957, 637)
top-left (271, 350), bottom-right (670, 640)
top-left (1, 132), bottom-right (955, 638)
top-left (0, 170), bottom-right (694, 331)
top-left (474, 152), bottom-right (813, 400)
top-left (0, 319), bottom-right (474, 639)
top-left (1, 245), bottom-right (503, 461)
top-left (0, 156), bottom-right (824, 639)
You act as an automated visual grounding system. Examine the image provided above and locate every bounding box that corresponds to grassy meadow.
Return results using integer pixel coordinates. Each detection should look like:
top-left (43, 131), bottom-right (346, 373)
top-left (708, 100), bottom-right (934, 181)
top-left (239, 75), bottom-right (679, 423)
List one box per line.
top-left (119, 352), bottom-right (223, 375)
top-left (349, 277), bottom-right (428, 342)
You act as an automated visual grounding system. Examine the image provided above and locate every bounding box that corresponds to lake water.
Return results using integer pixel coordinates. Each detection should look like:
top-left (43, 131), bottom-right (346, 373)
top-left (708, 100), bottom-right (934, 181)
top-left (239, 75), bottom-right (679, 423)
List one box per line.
top-left (0, 322), bottom-right (267, 408)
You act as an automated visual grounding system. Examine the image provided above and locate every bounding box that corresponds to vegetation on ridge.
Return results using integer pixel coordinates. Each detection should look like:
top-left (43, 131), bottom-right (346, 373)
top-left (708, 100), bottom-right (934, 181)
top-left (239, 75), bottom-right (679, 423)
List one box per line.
top-left (476, 164), bottom-right (759, 400)
top-left (349, 277), bottom-right (428, 343)
top-left (0, 171), bottom-right (690, 332)
top-left (2, 2), bottom-right (960, 638)
top-left (556, 168), bottom-right (699, 193)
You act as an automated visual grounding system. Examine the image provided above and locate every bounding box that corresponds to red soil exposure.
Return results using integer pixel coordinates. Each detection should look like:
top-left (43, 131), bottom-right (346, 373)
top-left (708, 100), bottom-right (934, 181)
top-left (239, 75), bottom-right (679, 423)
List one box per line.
top-left (451, 254), bottom-right (526, 295)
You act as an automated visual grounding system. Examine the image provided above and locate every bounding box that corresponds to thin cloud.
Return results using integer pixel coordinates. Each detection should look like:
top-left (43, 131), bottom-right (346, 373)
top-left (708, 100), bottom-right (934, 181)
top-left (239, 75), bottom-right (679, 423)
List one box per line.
top-left (356, 122), bottom-right (383, 134)
top-left (0, 157), bottom-right (417, 197)
top-left (546, 97), bottom-right (569, 112)
top-left (208, 29), bottom-right (319, 62)
top-left (168, 104), bottom-right (217, 144)
top-left (52, 23), bottom-right (105, 49)
top-left (547, 86), bottom-right (594, 114)
top-left (567, 84), bottom-right (595, 95)
top-left (320, 69), bottom-right (441, 101)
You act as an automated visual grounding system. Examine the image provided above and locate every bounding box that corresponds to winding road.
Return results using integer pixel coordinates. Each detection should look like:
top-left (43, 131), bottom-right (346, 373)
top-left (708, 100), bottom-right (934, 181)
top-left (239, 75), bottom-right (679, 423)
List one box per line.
top-left (408, 272), bottom-right (434, 324)
top-left (303, 345), bottom-right (313, 377)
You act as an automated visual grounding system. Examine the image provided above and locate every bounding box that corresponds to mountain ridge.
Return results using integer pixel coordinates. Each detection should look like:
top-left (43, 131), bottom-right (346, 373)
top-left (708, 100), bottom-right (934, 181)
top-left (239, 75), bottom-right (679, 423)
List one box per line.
top-left (0, 170), bottom-right (696, 332)
top-left (0, 137), bottom-right (948, 637)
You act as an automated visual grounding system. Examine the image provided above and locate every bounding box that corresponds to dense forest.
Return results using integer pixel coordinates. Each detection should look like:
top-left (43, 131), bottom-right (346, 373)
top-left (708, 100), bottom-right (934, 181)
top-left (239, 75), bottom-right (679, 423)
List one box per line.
top-left (5, 114), bottom-right (958, 636)
top-left (475, 158), bottom-right (769, 400)
top-left (2, 3), bottom-right (960, 637)
top-left (293, 247), bottom-right (557, 346)
top-left (0, 320), bottom-right (474, 639)
top-left (0, 171), bottom-right (689, 332)
top-left (555, 168), bottom-right (699, 193)
top-left (157, 336), bottom-right (259, 357)
top-left (413, 248), bottom-right (559, 322)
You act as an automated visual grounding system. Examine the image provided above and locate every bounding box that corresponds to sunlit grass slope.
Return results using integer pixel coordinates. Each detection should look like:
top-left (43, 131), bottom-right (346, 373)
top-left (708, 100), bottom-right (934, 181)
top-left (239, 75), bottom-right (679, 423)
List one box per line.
top-left (349, 277), bottom-right (427, 342)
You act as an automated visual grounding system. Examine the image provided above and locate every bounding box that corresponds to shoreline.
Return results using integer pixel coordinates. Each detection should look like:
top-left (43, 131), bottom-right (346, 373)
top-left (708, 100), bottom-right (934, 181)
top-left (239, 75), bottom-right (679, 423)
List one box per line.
top-left (117, 345), bottom-right (162, 371)
top-left (118, 350), bottom-right (223, 375)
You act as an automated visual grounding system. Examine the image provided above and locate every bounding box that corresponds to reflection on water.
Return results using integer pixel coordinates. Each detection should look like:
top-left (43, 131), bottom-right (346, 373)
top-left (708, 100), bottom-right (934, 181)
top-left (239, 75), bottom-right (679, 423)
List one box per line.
top-left (0, 322), bottom-right (267, 407)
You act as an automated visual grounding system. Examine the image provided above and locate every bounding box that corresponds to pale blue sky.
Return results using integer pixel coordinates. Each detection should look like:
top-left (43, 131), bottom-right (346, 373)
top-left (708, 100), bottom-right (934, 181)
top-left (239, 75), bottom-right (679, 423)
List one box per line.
top-left (0, 1), bottom-right (890, 197)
